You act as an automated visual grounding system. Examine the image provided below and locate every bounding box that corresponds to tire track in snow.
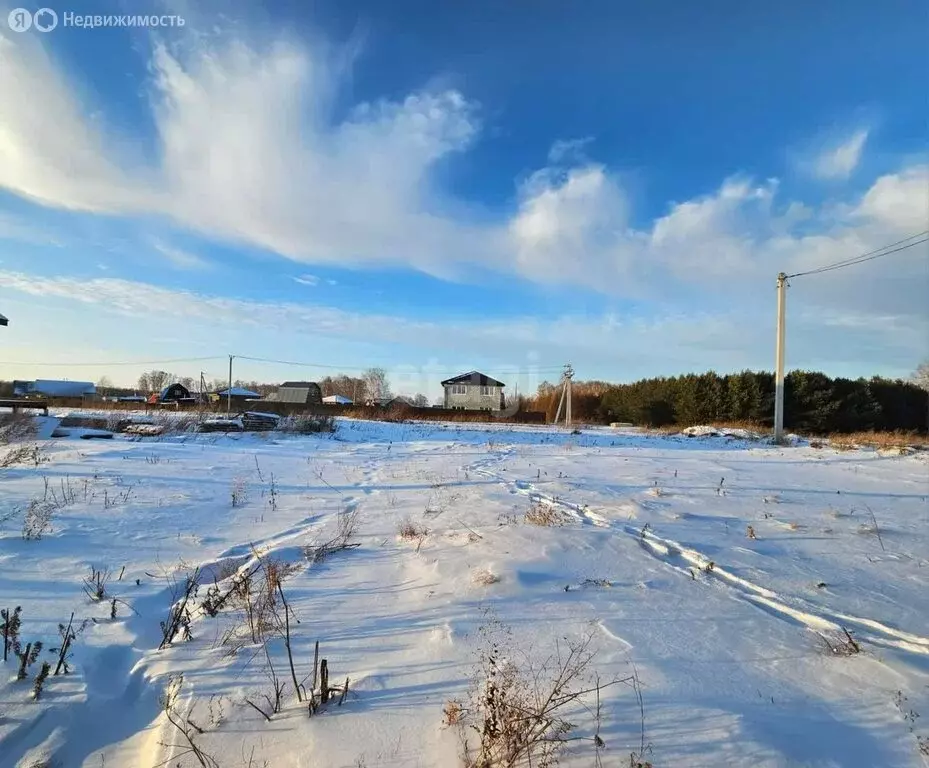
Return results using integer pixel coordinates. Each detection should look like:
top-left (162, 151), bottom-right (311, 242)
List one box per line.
top-left (468, 448), bottom-right (929, 659)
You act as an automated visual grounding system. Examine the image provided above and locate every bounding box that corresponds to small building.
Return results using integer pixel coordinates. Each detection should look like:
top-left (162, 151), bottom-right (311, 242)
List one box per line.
top-left (322, 394), bottom-right (353, 405)
top-left (13, 380), bottom-right (96, 398)
top-left (441, 371), bottom-right (506, 411)
top-left (215, 386), bottom-right (262, 399)
top-left (277, 381), bottom-right (323, 405)
top-left (0, 313), bottom-right (8, 327)
top-left (155, 383), bottom-right (194, 403)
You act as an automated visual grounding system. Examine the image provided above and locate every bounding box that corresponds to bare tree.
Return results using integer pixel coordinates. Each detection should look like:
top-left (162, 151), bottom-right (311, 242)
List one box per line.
top-left (97, 376), bottom-right (114, 397)
top-left (362, 368), bottom-right (391, 403)
top-left (139, 370), bottom-right (174, 394)
top-left (412, 393), bottom-right (429, 407)
top-left (913, 362), bottom-right (929, 392)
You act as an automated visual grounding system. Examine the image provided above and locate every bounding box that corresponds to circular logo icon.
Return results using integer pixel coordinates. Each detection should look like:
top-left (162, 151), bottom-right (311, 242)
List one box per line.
top-left (7, 8), bottom-right (32, 31)
top-left (33, 7), bottom-right (58, 32)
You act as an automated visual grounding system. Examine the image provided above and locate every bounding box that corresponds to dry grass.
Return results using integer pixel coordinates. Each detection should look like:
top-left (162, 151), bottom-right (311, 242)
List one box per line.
top-left (443, 699), bottom-right (464, 726)
top-left (397, 516), bottom-right (429, 551)
top-left (471, 568), bottom-right (501, 586)
top-left (827, 431), bottom-right (928, 450)
top-left (524, 502), bottom-right (569, 527)
top-left (0, 413), bottom-right (39, 444)
top-left (0, 443), bottom-right (45, 468)
top-left (643, 422), bottom-right (928, 450)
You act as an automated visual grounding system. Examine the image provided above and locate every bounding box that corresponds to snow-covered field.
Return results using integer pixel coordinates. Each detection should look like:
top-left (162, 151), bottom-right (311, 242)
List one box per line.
top-left (1, 416), bottom-right (928, 767)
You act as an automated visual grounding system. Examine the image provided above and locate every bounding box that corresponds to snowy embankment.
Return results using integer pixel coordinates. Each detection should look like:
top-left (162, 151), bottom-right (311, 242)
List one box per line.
top-left (1, 415), bottom-right (927, 767)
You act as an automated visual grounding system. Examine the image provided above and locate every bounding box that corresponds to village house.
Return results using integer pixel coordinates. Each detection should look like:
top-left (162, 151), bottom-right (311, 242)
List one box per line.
top-left (441, 371), bottom-right (506, 411)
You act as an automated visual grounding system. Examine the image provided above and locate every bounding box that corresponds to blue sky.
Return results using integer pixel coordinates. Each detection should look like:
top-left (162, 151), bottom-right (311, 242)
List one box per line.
top-left (1, 0), bottom-right (927, 398)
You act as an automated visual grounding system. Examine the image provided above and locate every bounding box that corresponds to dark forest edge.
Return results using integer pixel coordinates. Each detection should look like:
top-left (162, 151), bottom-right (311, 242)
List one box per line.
top-left (525, 370), bottom-right (928, 435)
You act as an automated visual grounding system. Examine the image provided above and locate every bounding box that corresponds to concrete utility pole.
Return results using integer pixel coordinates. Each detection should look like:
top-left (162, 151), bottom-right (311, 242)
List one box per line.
top-left (553, 363), bottom-right (575, 427)
top-left (565, 363), bottom-right (574, 427)
top-left (774, 272), bottom-right (788, 443)
top-left (227, 355), bottom-right (234, 414)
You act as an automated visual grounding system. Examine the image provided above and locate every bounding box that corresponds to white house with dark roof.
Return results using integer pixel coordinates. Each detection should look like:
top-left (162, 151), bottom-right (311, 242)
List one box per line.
top-left (441, 371), bottom-right (506, 411)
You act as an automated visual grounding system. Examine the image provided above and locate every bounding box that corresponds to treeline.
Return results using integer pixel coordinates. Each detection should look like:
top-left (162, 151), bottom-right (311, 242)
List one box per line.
top-left (526, 371), bottom-right (928, 434)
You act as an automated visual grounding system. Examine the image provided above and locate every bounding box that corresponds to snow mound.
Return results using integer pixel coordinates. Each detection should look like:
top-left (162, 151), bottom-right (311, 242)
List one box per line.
top-left (681, 425), bottom-right (761, 440)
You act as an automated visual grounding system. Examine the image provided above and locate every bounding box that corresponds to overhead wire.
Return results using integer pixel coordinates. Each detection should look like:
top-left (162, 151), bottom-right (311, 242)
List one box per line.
top-left (786, 231), bottom-right (928, 278)
top-left (0, 355), bottom-right (226, 367)
top-left (234, 354), bottom-right (567, 375)
top-left (0, 353), bottom-right (566, 376)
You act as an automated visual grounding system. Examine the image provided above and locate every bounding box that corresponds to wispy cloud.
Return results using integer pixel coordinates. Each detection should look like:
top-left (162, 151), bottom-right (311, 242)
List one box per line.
top-left (0, 211), bottom-right (64, 247)
top-left (811, 128), bottom-right (869, 180)
top-left (0, 268), bottom-right (923, 384)
top-left (293, 274), bottom-right (320, 286)
top-left (152, 240), bottom-right (211, 271)
top-left (0, 25), bottom-right (926, 352)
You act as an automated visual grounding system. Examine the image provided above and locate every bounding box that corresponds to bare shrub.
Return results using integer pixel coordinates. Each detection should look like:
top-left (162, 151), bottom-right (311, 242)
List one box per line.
top-left (16, 640), bottom-right (43, 680)
top-left (893, 690), bottom-right (929, 757)
top-left (471, 568), bottom-right (501, 587)
top-left (818, 627), bottom-right (861, 657)
top-left (159, 569), bottom-right (201, 649)
top-left (231, 477), bottom-right (249, 508)
top-left (81, 566), bottom-right (112, 602)
top-left (305, 507), bottom-right (360, 563)
top-left (525, 502), bottom-right (568, 527)
top-left (397, 516), bottom-right (429, 551)
top-left (0, 413), bottom-right (38, 443)
top-left (53, 613), bottom-right (84, 675)
top-left (279, 414), bottom-right (336, 435)
top-left (32, 661), bottom-right (51, 699)
top-left (244, 644), bottom-right (287, 721)
top-left (1, 605), bottom-right (22, 662)
top-left (160, 675), bottom-right (219, 768)
top-left (203, 551), bottom-right (302, 654)
top-left (1, 443), bottom-right (41, 467)
top-left (443, 699), bottom-right (464, 726)
top-left (454, 621), bottom-right (630, 768)
top-left (149, 413), bottom-right (199, 437)
top-left (23, 500), bottom-right (56, 540)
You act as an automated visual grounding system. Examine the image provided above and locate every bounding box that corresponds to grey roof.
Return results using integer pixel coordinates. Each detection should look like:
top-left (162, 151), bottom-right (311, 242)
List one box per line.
top-left (17, 380), bottom-right (96, 397)
top-left (440, 371), bottom-right (506, 387)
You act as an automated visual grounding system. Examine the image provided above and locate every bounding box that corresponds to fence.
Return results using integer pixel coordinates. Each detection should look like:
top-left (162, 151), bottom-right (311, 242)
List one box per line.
top-left (37, 397), bottom-right (548, 425)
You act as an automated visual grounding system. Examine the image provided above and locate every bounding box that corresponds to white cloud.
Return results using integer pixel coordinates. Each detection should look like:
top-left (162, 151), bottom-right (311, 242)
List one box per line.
top-left (0, 268), bottom-right (921, 394)
top-left (853, 164), bottom-right (929, 230)
top-left (811, 128), bottom-right (869, 180)
top-left (0, 25), bottom-right (926, 352)
top-left (153, 240), bottom-right (211, 270)
top-left (293, 274), bottom-right (319, 286)
top-left (547, 137), bottom-right (594, 164)
top-left (0, 28), bottom-right (482, 273)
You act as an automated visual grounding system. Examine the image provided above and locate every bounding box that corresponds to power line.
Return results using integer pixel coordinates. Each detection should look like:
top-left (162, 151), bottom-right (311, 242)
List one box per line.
top-left (0, 355), bottom-right (226, 367)
top-left (786, 231), bottom-right (929, 278)
top-left (235, 354), bottom-right (567, 375)
top-left (0, 352), bottom-right (566, 377)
